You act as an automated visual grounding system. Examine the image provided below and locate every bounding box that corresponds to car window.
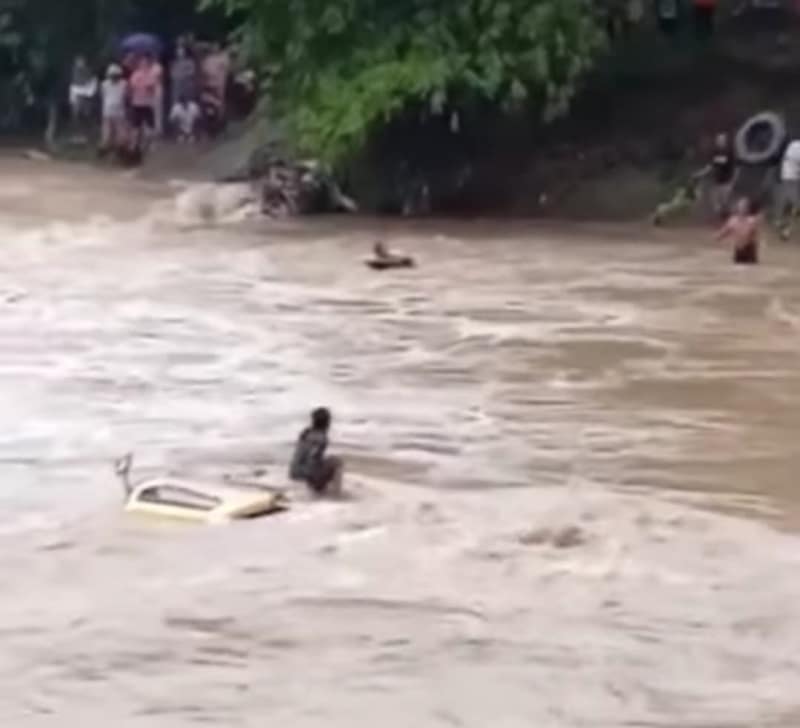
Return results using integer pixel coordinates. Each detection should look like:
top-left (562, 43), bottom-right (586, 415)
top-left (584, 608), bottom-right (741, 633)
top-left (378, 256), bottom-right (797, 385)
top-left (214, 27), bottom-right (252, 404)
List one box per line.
top-left (138, 485), bottom-right (222, 512)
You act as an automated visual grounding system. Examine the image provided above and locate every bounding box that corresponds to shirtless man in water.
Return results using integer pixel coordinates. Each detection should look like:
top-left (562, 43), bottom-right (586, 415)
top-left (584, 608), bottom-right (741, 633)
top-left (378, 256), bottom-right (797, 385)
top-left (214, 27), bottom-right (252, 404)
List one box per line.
top-left (715, 196), bottom-right (762, 265)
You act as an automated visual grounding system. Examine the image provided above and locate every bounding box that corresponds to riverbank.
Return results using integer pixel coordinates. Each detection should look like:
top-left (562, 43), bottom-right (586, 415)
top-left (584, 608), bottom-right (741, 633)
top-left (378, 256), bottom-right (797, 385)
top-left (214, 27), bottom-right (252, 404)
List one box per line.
top-left (171, 13), bottom-right (800, 220)
top-left (127, 63), bottom-right (786, 222)
top-left (10, 54), bottom-right (797, 224)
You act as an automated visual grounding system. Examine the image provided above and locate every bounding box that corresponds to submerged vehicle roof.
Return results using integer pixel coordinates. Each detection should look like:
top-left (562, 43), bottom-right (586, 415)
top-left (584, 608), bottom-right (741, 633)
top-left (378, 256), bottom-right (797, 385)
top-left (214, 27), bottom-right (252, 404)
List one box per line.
top-left (130, 478), bottom-right (282, 501)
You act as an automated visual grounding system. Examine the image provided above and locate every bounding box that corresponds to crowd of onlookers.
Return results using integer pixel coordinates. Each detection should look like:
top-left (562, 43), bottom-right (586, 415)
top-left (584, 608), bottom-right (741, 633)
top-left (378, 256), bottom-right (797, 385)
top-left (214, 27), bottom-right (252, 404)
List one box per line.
top-left (68, 33), bottom-right (257, 163)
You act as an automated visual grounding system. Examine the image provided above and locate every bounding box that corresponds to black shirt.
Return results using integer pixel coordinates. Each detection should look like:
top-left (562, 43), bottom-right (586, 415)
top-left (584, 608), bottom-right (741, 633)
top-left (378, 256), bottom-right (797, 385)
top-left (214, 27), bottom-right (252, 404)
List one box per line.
top-left (289, 428), bottom-right (327, 481)
top-left (711, 147), bottom-right (735, 185)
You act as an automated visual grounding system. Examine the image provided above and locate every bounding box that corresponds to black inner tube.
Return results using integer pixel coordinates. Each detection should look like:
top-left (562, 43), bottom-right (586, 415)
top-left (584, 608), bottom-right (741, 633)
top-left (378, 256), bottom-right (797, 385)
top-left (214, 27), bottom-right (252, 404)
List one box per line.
top-left (744, 120), bottom-right (774, 156)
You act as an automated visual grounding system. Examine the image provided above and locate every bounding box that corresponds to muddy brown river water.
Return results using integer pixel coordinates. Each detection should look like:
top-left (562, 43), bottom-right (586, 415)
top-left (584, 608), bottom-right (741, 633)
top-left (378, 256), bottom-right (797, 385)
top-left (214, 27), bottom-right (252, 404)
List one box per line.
top-left (0, 158), bottom-right (799, 726)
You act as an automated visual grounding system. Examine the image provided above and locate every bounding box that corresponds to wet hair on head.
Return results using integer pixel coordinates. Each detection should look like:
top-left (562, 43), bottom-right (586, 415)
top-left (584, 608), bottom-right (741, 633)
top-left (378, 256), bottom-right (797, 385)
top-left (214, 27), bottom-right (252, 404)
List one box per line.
top-left (736, 196), bottom-right (761, 215)
top-left (311, 407), bottom-right (332, 431)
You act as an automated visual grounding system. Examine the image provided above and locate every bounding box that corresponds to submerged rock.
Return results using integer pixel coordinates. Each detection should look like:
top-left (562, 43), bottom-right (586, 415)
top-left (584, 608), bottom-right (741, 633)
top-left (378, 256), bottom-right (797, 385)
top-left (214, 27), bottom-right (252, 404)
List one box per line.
top-left (217, 138), bottom-right (357, 217)
top-left (257, 156), bottom-right (357, 218)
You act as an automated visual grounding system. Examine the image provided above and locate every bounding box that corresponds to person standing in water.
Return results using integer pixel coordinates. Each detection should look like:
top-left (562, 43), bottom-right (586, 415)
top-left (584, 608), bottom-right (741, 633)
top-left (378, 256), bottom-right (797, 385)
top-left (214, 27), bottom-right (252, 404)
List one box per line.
top-left (715, 197), bottom-right (763, 265)
top-left (289, 407), bottom-right (344, 497)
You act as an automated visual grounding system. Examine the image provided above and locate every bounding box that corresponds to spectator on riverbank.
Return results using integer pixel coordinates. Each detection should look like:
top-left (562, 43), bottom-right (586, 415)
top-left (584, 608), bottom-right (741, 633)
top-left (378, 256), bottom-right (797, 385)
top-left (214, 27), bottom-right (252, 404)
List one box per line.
top-left (199, 87), bottom-right (224, 138)
top-left (201, 42), bottom-right (231, 120)
top-left (150, 53), bottom-right (165, 137)
top-left (177, 32), bottom-right (197, 58)
top-left (170, 44), bottom-right (197, 112)
top-left (100, 64), bottom-right (128, 155)
top-left (122, 51), bottom-right (138, 77)
top-left (230, 67), bottom-right (257, 119)
top-left (170, 94), bottom-right (200, 143)
top-left (228, 47), bottom-right (257, 119)
top-left (69, 56), bottom-right (98, 126)
top-left (129, 55), bottom-right (159, 150)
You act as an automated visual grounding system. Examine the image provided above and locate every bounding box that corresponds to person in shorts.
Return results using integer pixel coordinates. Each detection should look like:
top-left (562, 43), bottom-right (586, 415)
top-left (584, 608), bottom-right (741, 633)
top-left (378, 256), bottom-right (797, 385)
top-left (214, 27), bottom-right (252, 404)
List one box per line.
top-left (128, 55), bottom-right (158, 150)
top-left (775, 137), bottom-right (800, 239)
top-left (289, 407), bottom-right (344, 497)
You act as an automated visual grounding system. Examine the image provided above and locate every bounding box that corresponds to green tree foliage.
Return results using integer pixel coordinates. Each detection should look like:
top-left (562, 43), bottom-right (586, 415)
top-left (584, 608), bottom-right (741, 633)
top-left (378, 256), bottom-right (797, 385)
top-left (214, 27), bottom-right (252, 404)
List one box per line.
top-left (0, 0), bottom-right (134, 135)
top-left (0, 0), bottom-right (127, 91)
top-left (203, 0), bottom-right (606, 163)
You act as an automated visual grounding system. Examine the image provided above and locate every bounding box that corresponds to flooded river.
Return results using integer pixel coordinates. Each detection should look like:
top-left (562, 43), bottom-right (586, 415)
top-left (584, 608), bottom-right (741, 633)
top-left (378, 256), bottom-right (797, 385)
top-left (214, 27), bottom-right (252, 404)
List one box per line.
top-left (1, 158), bottom-right (799, 726)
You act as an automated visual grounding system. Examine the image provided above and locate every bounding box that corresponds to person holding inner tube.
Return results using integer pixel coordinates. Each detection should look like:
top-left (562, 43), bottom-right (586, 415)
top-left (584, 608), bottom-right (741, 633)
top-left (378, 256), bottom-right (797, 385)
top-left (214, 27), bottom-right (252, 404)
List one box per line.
top-left (716, 196), bottom-right (763, 265)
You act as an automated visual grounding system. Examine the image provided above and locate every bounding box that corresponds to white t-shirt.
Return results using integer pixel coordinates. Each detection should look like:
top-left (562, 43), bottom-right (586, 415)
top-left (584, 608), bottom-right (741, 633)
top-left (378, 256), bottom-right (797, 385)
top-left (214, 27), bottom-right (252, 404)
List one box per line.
top-left (170, 101), bottom-right (200, 135)
top-left (781, 140), bottom-right (800, 182)
top-left (102, 79), bottom-right (127, 119)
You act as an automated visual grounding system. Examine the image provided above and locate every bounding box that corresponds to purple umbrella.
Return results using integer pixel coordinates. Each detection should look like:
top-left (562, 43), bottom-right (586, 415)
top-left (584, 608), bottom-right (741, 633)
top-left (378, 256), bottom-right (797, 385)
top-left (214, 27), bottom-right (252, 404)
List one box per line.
top-left (119, 33), bottom-right (162, 57)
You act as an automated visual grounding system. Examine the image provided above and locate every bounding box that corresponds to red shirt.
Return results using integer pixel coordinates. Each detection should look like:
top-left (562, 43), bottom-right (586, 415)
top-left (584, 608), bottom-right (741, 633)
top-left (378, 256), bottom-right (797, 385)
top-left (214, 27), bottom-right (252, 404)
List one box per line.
top-left (129, 65), bottom-right (159, 107)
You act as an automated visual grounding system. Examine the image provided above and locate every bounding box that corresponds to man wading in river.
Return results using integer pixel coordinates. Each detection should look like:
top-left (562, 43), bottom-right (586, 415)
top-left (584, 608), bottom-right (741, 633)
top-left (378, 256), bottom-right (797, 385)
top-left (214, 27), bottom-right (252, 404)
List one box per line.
top-left (716, 196), bottom-right (763, 265)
